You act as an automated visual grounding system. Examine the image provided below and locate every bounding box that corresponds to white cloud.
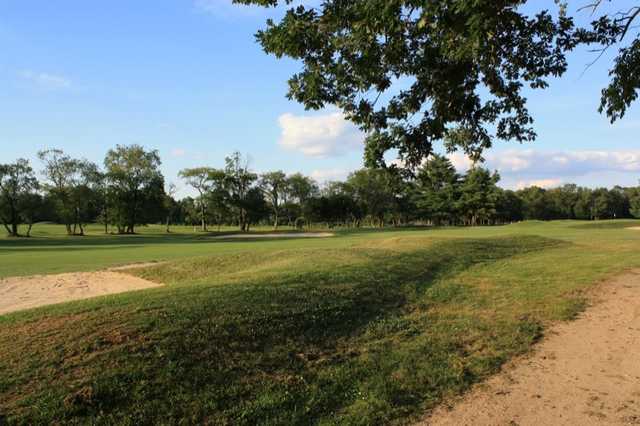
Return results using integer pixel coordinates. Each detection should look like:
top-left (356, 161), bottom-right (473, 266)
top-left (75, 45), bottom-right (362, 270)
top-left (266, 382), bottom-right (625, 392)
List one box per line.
top-left (310, 168), bottom-right (349, 182)
top-left (516, 178), bottom-right (564, 190)
top-left (447, 149), bottom-right (640, 178)
top-left (490, 149), bottom-right (640, 177)
top-left (277, 112), bottom-right (363, 158)
top-left (20, 70), bottom-right (71, 90)
top-left (447, 152), bottom-right (475, 171)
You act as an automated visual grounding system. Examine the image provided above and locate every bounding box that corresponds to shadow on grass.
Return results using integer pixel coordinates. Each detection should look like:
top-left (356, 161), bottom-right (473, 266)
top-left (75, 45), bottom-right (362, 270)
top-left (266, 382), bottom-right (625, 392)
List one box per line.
top-left (1, 235), bottom-right (566, 425)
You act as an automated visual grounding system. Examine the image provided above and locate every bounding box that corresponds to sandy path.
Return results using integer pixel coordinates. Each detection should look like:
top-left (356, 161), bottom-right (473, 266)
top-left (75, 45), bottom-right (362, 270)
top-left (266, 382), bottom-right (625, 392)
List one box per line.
top-left (421, 270), bottom-right (640, 426)
top-left (0, 270), bottom-right (162, 315)
top-left (211, 232), bottom-right (334, 239)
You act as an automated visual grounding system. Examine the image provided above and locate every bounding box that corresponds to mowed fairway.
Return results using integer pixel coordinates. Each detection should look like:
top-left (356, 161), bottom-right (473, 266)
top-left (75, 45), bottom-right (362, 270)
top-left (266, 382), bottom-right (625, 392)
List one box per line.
top-left (1, 221), bottom-right (640, 424)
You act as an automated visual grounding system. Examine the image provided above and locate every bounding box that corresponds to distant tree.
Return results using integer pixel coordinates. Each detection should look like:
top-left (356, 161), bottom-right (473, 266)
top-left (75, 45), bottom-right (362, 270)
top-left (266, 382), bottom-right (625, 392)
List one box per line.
top-left (260, 170), bottom-right (287, 229)
top-left (609, 186), bottom-right (631, 218)
top-left (87, 168), bottom-right (110, 234)
top-left (164, 183), bottom-right (179, 233)
top-left (591, 187), bottom-right (625, 220)
top-left (38, 149), bottom-right (98, 235)
top-left (413, 155), bottom-right (460, 226)
top-left (495, 189), bottom-right (524, 223)
top-left (546, 184), bottom-right (579, 220)
top-left (457, 167), bottom-right (501, 226)
top-left (630, 188), bottom-right (640, 219)
top-left (104, 145), bottom-right (164, 234)
top-left (286, 173), bottom-right (319, 225)
top-left (180, 197), bottom-right (200, 228)
top-left (347, 168), bottom-right (397, 227)
top-left (573, 187), bottom-right (594, 220)
top-left (224, 152), bottom-right (257, 231)
top-left (517, 186), bottom-right (551, 220)
top-left (322, 181), bottom-right (363, 227)
top-left (19, 192), bottom-right (46, 237)
top-left (0, 159), bottom-right (39, 237)
top-left (179, 167), bottom-right (219, 231)
top-left (244, 187), bottom-right (269, 231)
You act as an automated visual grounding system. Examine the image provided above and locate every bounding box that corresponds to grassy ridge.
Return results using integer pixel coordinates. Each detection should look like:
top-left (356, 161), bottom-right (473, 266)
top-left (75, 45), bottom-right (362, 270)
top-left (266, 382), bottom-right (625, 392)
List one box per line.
top-left (1, 236), bottom-right (563, 424)
top-left (1, 222), bottom-right (640, 424)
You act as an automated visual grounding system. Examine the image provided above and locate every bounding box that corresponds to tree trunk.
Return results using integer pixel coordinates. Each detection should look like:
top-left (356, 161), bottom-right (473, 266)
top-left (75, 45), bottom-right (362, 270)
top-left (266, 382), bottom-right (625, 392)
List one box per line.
top-left (26, 223), bottom-right (33, 237)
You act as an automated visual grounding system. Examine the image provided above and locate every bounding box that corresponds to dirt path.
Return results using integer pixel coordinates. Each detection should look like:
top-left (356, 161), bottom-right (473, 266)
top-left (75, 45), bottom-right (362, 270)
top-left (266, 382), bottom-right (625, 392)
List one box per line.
top-left (421, 270), bottom-right (640, 426)
top-left (0, 269), bottom-right (162, 315)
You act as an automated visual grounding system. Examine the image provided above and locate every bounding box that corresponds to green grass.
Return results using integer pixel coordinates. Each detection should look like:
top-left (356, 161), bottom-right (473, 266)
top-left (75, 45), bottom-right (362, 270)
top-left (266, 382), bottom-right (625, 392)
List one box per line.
top-left (1, 220), bottom-right (640, 424)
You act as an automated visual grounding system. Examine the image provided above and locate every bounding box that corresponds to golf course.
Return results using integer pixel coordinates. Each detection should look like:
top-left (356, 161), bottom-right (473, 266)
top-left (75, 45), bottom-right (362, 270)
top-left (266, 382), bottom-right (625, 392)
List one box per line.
top-left (2, 220), bottom-right (639, 424)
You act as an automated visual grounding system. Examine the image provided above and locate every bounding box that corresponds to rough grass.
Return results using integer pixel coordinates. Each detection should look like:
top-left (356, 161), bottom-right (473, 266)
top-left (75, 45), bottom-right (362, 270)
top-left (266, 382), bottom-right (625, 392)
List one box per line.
top-left (2, 221), bottom-right (640, 424)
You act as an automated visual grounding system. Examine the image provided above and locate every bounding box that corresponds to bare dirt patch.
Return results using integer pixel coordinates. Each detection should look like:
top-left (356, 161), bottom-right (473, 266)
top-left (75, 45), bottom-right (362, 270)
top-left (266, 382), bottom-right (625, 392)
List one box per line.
top-left (421, 270), bottom-right (640, 426)
top-left (211, 232), bottom-right (334, 239)
top-left (0, 271), bottom-right (162, 315)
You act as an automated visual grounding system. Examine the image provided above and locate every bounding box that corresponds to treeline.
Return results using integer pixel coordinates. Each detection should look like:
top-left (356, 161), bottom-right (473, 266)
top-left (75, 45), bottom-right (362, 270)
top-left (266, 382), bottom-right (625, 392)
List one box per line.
top-left (2, 147), bottom-right (640, 236)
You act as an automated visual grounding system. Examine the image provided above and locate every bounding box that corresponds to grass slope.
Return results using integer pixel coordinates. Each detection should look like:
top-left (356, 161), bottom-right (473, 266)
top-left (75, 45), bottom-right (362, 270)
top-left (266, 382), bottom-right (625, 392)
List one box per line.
top-left (1, 221), bottom-right (640, 424)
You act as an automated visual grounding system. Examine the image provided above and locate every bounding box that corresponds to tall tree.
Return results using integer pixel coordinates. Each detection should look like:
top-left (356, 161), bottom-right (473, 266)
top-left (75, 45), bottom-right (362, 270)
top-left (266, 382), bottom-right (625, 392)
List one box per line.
top-left (286, 173), bottom-right (318, 225)
top-left (104, 145), bottom-right (164, 234)
top-left (224, 152), bottom-right (257, 231)
top-left (347, 168), bottom-right (397, 227)
top-left (260, 170), bottom-right (287, 229)
top-left (630, 187), bottom-right (640, 219)
top-left (517, 186), bottom-right (552, 220)
top-left (575, 1), bottom-right (640, 122)
top-left (19, 192), bottom-right (45, 237)
top-left (0, 159), bottom-right (39, 237)
top-left (164, 183), bottom-right (178, 233)
top-left (38, 149), bottom-right (97, 235)
top-left (413, 155), bottom-right (460, 226)
top-left (457, 167), bottom-right (501, 226)
top-left (179, 167), bottom-right (218, 231)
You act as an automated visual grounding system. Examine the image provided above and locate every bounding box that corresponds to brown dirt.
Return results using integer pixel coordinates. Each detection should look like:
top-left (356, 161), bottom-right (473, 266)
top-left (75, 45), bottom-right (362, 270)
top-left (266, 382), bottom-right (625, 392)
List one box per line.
top-left (0, 270), bottom-right (162, 315)
top-left (421, 270), bottom-right (640, 426)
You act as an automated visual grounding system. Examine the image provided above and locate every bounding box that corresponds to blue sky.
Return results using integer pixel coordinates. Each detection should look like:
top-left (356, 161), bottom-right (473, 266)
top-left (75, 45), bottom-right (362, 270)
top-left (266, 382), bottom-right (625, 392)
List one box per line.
top-left (1, 0), bottom-right (639, 196)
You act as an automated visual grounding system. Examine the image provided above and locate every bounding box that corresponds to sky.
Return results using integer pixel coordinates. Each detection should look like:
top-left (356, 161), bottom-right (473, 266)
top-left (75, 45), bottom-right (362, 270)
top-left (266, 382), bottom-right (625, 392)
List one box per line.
top-left (1, 0), bottom-right (639, 197)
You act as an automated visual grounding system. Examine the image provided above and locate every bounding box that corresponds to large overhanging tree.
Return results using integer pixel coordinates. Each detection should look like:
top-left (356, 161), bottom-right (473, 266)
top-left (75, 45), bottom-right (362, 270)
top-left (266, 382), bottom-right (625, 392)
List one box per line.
top-left (236, 0), bottom-right (639, 167)
top-left (574, 1), bottom-right (640, 122)
top-left (237, 0), bottom-right (576, 167)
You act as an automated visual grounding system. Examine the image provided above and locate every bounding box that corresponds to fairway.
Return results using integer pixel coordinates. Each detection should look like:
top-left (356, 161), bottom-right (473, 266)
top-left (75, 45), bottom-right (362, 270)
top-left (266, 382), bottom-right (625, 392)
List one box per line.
top-left (2, 220), bottom-right (640, 424)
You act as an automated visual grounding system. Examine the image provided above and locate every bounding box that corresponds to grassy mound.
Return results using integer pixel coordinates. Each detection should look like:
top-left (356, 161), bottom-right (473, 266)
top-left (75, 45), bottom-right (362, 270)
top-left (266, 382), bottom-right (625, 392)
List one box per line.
top-left (569, 219), bottom-right (640, 230)
top-left (0, 235), bottom-right (578, 425)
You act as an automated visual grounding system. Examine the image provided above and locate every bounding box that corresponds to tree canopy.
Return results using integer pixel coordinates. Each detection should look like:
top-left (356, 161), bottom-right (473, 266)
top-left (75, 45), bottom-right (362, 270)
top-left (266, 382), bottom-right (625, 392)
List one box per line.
top-left (0, 159), bottom-right (39, 237)
top-left (238, 0), bottom-right (575, 167)
top-left (237, 0), bottom-right (640, 166)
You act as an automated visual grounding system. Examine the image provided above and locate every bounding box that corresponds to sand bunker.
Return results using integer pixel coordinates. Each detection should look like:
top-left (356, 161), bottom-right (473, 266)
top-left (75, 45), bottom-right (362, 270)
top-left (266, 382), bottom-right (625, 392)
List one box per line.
top-left (421, 270), bottom-right (640, 425)
top-left (628, 226), bottom-right (640, 231)
top-left (0, 270), bottom-right (162, 315)
top-left (211, 232), bottom-right (334, 239)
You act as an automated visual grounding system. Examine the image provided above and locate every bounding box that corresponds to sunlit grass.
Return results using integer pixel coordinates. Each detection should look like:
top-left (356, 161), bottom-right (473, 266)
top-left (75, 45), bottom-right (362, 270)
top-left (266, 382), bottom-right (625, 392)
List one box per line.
top-left (1, 220), bottom-right (640, 424)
